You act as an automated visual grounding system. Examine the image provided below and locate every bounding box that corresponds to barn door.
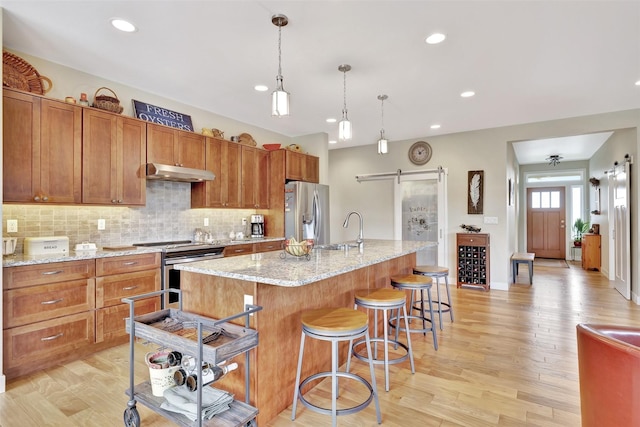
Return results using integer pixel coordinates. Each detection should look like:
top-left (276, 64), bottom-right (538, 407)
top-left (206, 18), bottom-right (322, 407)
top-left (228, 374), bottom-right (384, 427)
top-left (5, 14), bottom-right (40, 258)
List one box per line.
top-left (612, 160), bottom-right (631, 299)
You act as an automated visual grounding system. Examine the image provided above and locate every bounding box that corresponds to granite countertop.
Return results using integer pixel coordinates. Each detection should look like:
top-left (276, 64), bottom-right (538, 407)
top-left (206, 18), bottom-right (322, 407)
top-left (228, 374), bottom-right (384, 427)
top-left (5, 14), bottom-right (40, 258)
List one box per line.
top-left (176, 239), bottom-right (435, 287)
top-left (2, 237), bottom-right (285, 267)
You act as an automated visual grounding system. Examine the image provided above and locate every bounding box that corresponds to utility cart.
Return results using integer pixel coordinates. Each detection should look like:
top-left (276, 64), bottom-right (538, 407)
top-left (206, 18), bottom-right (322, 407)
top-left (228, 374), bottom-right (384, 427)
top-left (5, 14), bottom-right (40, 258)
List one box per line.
top-left (122, 290), bottom-right (262, 427)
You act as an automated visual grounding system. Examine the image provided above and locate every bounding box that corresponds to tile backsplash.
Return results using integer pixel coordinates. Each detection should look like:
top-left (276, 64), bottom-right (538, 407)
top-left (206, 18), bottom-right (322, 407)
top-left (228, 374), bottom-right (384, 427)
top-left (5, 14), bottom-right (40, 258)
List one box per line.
top-left (2, 181), bottom-right (256, 252)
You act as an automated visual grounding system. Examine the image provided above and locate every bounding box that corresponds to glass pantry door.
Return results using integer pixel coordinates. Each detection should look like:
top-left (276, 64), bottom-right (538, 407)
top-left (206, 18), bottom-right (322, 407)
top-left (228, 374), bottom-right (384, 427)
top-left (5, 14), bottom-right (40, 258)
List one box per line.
top-left (393, 169), bottom-right (448, 266)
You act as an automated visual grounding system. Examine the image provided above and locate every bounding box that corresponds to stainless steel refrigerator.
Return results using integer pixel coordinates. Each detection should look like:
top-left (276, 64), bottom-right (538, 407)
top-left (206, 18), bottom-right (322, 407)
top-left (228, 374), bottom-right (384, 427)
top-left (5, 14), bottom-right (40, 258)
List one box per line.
top-left (285, 182), bottom-right (330, 245)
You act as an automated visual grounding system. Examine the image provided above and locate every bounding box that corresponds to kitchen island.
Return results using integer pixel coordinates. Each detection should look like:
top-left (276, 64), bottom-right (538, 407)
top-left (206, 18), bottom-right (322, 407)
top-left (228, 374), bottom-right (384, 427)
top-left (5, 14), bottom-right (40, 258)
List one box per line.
top-left (176, 239), bottom-right (434, 425)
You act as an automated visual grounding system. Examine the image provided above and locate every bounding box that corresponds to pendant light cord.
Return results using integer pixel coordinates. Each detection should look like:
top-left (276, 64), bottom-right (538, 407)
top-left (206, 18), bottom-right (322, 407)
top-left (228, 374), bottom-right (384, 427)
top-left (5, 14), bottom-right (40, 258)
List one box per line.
top-left (342, 69), bottom-right (348, 117)
top-left (277, 24), bottom-right (283, 79)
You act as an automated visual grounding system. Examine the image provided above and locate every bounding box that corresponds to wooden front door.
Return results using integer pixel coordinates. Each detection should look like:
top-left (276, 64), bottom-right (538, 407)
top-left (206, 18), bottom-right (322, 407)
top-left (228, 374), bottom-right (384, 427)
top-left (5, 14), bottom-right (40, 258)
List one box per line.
top-left (526, 187), bottom-right (566, 259)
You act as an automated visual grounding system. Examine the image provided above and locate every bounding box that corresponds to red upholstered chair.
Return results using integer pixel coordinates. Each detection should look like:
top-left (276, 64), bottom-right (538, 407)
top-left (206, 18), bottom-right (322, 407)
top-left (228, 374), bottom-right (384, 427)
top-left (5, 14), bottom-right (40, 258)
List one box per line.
top-left (576, 323), bottom-right (640, 427)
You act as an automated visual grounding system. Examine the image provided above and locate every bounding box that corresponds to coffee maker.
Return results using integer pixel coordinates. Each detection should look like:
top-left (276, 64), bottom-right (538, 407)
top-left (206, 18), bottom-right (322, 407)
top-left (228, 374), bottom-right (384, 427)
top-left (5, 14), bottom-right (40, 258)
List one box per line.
top-left (250, 214), bottom-right (265, 238)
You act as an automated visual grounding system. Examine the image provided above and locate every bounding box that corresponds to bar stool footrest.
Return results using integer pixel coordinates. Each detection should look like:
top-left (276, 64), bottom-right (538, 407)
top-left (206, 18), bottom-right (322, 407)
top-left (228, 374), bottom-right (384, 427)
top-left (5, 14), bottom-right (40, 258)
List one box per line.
top-left (351, 338), bottom-right (410, 366)
top-left (389, 314), bottom-right (435, 334)
top-left (298, 371), bottom-right (374, 417)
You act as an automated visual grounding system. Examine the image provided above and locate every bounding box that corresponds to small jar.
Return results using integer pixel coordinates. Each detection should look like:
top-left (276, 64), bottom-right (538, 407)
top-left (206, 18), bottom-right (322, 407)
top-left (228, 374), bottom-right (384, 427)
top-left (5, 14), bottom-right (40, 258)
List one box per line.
top-left (78, 93), bottom-right (89, 107)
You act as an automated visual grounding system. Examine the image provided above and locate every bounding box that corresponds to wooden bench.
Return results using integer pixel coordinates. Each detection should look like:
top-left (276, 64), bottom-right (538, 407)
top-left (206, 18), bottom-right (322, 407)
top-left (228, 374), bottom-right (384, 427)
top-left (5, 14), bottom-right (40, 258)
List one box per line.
top-left (511, 252), bottom-right (535, 284)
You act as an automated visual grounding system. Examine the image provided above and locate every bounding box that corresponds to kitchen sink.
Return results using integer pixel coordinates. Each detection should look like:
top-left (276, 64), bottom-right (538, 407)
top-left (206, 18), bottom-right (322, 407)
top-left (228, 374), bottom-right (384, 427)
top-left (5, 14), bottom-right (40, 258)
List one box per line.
top-left (315, 243), bottom-right (359, 250)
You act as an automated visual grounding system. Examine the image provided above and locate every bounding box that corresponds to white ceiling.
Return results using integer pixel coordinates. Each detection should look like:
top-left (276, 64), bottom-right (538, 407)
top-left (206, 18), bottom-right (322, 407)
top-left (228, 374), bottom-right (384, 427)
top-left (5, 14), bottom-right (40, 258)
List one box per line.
top-left (1, 1), bottom-right (639, 158)
top-left (512, 131), bottom-right (613, 165)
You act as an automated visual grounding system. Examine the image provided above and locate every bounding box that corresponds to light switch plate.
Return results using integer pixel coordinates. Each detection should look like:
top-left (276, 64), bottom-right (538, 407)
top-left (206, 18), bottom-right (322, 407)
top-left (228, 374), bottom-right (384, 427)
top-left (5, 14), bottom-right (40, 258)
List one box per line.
top-left (484, 216), bottom-right (498, 224)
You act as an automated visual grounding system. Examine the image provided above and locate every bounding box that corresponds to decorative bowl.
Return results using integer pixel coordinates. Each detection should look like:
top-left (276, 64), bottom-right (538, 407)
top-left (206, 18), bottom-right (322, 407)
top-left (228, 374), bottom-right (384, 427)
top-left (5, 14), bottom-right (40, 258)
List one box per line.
top-left (262, 143), bottom-right (281, 151)
top-left (283, 240), bottom-right (313, 257)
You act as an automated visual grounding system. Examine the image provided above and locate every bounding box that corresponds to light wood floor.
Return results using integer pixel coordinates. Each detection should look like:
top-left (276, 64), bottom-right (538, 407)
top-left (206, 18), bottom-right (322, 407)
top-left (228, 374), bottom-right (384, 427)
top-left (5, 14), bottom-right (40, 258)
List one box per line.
top-left (1, 261), bottom-right (638, 426)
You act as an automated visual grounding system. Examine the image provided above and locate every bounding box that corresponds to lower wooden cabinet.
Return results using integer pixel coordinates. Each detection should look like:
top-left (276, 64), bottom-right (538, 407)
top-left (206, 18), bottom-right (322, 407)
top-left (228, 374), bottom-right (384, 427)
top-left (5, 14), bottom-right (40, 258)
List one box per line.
top-left (3, 311), bottom-right (94, 370)
top-left (95, 298), bottom-right (159, 343)
top-left (456, 233), bottom-right (490, 290)
top-left (224, 240), bottom-right (283, 257)
top-left (3, 253), bottom-right (161, 378)
top-left (582, 234), bottom-right (601, 270)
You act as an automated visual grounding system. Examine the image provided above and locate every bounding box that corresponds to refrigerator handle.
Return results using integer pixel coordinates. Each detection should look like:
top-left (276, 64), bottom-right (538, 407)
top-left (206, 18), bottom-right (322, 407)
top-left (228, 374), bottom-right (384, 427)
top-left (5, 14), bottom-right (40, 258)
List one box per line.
top-left (313, 190), bottom-right (320, 241)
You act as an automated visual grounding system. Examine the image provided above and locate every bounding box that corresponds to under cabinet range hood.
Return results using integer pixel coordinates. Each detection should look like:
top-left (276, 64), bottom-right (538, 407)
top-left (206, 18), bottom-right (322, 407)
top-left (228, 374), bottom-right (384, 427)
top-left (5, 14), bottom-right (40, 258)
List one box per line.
top-left (145, 163), bottom-right (215, 182)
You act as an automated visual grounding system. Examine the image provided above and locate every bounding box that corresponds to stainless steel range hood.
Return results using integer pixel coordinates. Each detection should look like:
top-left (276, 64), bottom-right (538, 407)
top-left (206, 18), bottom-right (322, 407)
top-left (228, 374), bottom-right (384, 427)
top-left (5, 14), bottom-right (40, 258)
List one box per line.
top-left (145, 163), bottom-right (215, 182)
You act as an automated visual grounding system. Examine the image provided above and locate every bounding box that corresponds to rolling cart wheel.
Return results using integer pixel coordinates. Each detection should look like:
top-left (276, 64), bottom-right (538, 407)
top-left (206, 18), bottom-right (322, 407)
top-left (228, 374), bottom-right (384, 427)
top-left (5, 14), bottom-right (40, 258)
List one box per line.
top-left (123, 406), bottom-right (140, 427)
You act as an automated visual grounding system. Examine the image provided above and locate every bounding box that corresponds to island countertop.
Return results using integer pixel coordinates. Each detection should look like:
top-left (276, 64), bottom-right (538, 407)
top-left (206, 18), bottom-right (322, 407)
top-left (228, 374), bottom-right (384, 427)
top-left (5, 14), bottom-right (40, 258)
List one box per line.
top-left (176, 239), bottom-right (435, 286)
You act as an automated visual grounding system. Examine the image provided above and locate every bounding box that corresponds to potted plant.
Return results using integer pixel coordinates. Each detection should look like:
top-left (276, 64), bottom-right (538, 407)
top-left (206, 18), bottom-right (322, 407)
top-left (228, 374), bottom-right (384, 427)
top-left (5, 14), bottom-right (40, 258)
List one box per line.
top-left (573, 218), bottom-right (589, 247)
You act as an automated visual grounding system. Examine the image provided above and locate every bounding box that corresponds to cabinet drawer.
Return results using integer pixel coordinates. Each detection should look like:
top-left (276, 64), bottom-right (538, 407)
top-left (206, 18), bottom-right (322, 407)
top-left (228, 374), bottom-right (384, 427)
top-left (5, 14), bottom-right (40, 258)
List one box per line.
top-left (224, 244), bottom-right (254, 257)
top-left (254, 241), bottom-right (281, 253)
top-left (457, 234), bottom-right (489, 246)
top-left (96, 252), bottom-right (160, 275)
top-left (3, 279), bottom-right (95, 328)
top-left (3, 259), bottom-right (95, 290)
top-left (96, 269), bottom-right (160, 308)
top-left (3, 311), bottom-right (94, 369)
top-left (95, 298), bottom-right (160, 343)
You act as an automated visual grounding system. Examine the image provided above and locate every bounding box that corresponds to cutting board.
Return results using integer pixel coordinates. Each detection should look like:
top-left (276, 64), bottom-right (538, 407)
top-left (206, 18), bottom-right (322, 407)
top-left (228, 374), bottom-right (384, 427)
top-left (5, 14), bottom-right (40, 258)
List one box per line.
top-left (102, 245), bottom-right (137, 251)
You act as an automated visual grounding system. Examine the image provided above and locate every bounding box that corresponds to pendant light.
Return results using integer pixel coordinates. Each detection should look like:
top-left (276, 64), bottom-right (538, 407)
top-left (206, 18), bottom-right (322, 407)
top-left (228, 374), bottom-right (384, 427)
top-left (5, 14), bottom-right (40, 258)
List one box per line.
top-left (377, 94), bottom-right (388, 154)
top-left (338, 64), bottom-right (352, 141)
top-left (271, 14), bottom-right (290, 117)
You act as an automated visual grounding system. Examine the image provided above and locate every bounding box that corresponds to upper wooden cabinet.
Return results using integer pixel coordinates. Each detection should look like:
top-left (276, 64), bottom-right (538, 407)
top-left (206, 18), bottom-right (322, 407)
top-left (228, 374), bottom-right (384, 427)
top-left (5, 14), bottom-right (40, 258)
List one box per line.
top-left (146, 123), bottom-right (205, 169)
top-left (241, 146), bottom-right (269, 209)
top-left (285, 150), bottom-right (319, 183)
top-left (3, 88), bottom-right (82, 203)
top-left (192, 137), bottom-right (241, 208)
top-left (82, 109), bottom-right (146, 205)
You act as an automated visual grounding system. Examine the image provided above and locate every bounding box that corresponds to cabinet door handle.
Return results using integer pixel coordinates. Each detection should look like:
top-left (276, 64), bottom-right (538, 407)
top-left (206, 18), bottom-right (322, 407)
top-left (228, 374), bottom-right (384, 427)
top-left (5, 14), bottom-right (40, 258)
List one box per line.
top-left (33, 196), bottom-right (41, 202)
top-left (42, 270), bottom-right (63, 275)
top-left (112, 199), bottom-right (118, 204)
top-left (41, 298), bottom-right (64, 305)
top-left (42, 196), bottom-right (49, 201)
top-left (234, 249), bottom-right (245, 253)
top-left (41, 332), bottom-right (64, 341)
top-left (123, 261), bottom-right (138, 266)
top-left (122, 285), bottom-right (138, 291)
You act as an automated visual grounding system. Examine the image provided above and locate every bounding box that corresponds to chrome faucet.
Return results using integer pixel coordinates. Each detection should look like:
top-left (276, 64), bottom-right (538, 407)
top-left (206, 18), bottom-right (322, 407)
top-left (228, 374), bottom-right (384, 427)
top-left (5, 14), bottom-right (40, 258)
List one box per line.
top-left (343, 211), bottom-right (364, 248)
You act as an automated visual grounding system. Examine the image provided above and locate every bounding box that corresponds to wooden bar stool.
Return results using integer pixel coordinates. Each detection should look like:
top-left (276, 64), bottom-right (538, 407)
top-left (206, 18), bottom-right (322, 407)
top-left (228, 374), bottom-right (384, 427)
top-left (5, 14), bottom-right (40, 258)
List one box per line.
top-left (347, 288), bottom-right (415, 391)
top-left (291, 307), bottom-right (382, 426)
top-left (413, 265), bottom-right (454, 330)
top-left (389, 274), bottom-right (438, 350)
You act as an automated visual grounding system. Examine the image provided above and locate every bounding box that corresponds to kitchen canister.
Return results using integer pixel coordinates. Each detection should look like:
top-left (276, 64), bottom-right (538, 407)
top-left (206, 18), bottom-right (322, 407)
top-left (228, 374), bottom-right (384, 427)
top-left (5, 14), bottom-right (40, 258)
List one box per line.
top-left (146, 351), bottom-right (179, 397)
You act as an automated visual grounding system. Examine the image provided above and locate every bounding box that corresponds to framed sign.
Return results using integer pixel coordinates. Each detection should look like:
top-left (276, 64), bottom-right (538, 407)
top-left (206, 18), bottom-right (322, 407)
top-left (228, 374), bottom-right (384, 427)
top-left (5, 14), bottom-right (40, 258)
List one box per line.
top-left (132, 100), bottom-right (194, 131)
top-left (468, 170), bottom-right (484, 214)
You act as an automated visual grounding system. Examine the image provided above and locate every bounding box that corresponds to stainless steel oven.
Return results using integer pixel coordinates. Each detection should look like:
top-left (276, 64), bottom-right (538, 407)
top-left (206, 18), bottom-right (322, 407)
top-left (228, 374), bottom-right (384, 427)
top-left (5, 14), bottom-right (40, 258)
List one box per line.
top-left (133, 240), bottom-right (225, 306)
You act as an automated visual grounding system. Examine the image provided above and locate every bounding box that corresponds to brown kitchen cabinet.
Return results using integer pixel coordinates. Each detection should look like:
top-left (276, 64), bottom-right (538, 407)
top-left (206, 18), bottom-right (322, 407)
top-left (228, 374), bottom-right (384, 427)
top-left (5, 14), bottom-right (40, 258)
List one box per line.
top-left (285, 150), bottom-right (319, 183)
top-left (2, 254), bottom-right (160, 378)
top-left (191, 136), bottom-right (242, 208)
top-left (3, 88), bottom-right (82, 204)
top-left (2, 259), bottom-right (96, 377)
top-left (241, 145), bottom-right (270, 209)
top-left (582, 233), bottom-right (601, 270)
top-left (456, 233), bottom-right (490, 290)
top-left (82, 108), bottom-right (147, 205)
top-left (223, 240), bottom-right (283, 257)
top-left (146, 123), bottom-right (205, 169)
top-left (95, 252), bottom-right (161, 343)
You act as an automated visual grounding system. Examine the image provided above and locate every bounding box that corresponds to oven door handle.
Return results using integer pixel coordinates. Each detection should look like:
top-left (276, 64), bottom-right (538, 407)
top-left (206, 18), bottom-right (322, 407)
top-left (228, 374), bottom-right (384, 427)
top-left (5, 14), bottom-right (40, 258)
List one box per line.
top-left (164, 254), bottom-right (223, 265)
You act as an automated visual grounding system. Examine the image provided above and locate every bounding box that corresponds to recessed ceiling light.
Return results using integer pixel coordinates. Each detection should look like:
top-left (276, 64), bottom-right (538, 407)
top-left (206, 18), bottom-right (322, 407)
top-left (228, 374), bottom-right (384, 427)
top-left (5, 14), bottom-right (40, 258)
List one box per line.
top-left (110, 18), bottom-right (137, 33)
top-left (329, 139), bottom-right (337, 144)
top-left (461, 91), bottom-right (475, 98)
top-left (254, 85), bottom-right (268, 92)
top-left (430, 124), bottom-right (441, 129)
top-left (425, 33), bottom-right (446, 44)
top-left (636, 80), bottom-right (640, 86)
top-left (326, 118), bottom-right (337, 123)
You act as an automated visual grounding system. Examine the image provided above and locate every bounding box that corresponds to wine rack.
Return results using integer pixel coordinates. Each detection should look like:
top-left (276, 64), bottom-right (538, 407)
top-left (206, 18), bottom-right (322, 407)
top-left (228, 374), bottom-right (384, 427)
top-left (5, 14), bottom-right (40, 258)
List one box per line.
top-left (456, 233), bottom-right (490, 290)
